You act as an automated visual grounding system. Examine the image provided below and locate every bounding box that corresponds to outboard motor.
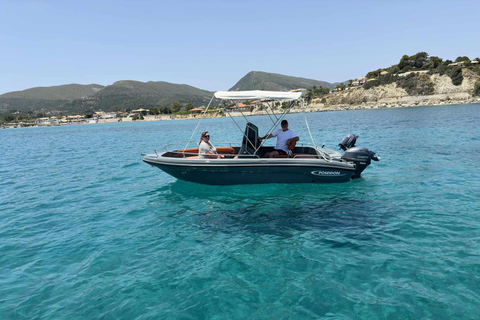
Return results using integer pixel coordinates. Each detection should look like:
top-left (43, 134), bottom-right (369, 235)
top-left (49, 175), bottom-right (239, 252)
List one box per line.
top-left (339, 134), bottom-right (379, 178)
top-left (339, 134), bottom-right (358, 151)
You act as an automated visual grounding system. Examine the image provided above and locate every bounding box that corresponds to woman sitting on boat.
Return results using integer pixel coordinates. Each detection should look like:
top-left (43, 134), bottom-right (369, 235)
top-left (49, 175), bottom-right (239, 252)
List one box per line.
top-left (198, 131), bottom-right (221, 159)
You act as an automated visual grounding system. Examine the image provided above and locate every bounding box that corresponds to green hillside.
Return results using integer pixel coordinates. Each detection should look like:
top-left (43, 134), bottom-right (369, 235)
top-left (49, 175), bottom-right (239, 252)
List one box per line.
top-left (97, 80), bottom-right (213, 103)
top-left (0, 84), bottom-right (104, 100)
top-left (229, 71), bottom-right (335, 91)
top-left (0, 84), bottom-right (104, 113)
top-left (0, 81), bottom-right (214, 114)
top-left (1, 72), bottom-right (336, 116)
top-left (66, 80), bottom-right (215, 112)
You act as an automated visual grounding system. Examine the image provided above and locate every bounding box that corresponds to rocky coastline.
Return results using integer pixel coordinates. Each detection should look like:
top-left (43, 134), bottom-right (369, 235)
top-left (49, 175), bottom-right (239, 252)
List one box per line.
top-left (303, 97), bottom-right (480, 113)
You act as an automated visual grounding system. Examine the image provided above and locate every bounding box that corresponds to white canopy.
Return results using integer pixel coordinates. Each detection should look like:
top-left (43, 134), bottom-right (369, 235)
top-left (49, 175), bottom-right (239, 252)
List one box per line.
top-left (214, 90), bottom-right (303, 101)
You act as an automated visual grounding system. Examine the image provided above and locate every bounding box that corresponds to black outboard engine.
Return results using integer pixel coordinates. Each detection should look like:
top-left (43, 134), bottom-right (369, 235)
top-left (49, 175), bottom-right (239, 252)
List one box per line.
top-left (339, 134), bottom-right (358, 151)
top-left (339, 134), bottom-right (379, 178)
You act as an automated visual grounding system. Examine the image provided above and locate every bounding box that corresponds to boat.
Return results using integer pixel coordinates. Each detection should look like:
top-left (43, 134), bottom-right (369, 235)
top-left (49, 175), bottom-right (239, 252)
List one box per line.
top-left (143, 90), bottom-right (379, 185)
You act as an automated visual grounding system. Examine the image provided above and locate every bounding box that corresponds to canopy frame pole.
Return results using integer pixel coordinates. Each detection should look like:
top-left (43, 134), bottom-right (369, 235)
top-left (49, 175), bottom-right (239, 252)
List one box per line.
top-left (267, 101), bottom-right (279, 121)
top-left (204, 103), bottom-right (217, 131)
top-left (224, 103), bottom-right (257, 156)
top-left (239, 109), bottom-right (249, 122)
top-left (301, 98), bottom-right (330, 161)
top-left (253, 100), bottom-right (296, 155)
top-left (183, 94), bottom-right (215, 151)
top-left (263, 103), bottom-right (276, 125)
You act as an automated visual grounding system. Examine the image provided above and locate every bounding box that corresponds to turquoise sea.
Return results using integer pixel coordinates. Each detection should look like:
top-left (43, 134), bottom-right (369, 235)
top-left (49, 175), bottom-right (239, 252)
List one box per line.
top-left (1, 104), bottom-right (480, 319)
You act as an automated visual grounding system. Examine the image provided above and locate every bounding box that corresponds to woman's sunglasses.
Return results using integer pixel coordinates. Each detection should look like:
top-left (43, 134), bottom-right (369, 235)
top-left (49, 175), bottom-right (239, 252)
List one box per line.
top-left (204, 135), bottom-right (210, 138)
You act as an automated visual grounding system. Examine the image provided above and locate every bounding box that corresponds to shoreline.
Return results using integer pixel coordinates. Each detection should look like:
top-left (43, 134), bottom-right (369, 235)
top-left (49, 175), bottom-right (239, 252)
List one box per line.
top-left (2, 98), bottom-right (479, 129)
top-left (304, 97), bottom-right (480, 113)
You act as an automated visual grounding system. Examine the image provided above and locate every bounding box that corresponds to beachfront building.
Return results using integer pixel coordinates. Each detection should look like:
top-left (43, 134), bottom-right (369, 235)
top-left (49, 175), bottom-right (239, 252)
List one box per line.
top-left (66, 115), bottom-right (85, 124)
top-left (229, 102), bottom-right (253, 112)
top-left (448, 60), bottom-right (479, 66)
top-left (35, 117), bottom-right (51, 126)
top-left (132, 109), bottom-right (148, 116)
top-left (350, 77), bottom-right (367, 87)
top-left (189, 108), bottom-right (203, 114)
top-left (34, 117), bottom-right (60, 126)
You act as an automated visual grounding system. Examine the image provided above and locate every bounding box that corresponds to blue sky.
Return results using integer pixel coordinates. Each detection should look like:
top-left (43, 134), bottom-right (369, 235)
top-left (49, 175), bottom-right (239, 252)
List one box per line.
top-left (1, 0), bottom-right (479, 94)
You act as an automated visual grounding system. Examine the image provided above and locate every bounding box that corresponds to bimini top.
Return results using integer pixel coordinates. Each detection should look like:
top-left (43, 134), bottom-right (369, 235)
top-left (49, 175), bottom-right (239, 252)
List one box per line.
top-left (214, 90), bottom-right (303, 101)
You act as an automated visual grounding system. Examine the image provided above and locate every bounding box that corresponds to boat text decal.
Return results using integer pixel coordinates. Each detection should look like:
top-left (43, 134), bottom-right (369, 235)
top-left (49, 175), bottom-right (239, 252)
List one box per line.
top-left (311, 170), bottom-right (343, 176)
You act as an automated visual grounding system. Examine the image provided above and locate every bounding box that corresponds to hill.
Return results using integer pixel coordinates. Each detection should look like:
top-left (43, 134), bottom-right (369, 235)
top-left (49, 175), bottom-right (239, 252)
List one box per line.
top-left (65, 80), bottom-right (214, 113)
top-left (309, 53), bottom-right (480, 108)
top-left (0, 84), bottom-right (105, 113)
top-left (229, 71), bottom-right (335, 91)
top-left (0, 81), bottom-right (214, 114)
top-left (303, 52), bottom-right (480, 108)
top-left (0, 83), bottom-right (104, 100)
top-left (96, 80), bottom-right (213, 105)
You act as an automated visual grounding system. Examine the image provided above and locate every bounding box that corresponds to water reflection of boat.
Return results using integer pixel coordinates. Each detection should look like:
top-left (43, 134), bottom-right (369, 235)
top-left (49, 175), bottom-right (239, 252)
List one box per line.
top-left (143, 90), bottom-right (378, 185)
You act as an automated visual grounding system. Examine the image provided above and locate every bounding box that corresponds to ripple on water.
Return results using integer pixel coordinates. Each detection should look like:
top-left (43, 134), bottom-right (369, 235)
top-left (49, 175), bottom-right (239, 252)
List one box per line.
top-left (1, 104), bottom-right (480, 319)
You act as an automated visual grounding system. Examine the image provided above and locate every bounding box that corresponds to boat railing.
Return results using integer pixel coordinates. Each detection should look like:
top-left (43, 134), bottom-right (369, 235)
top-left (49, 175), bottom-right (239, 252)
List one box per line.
top-left (159, 142), bottom-right (331, 160)
top-left (160, 142), bottom-right (242, 158)
top-left (163, 142), bottom-right (241, 151)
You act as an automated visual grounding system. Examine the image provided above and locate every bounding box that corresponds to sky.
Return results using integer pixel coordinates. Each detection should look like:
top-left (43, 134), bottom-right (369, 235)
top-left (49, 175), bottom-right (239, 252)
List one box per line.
top-left (1, 0), bottom-right (479, 94)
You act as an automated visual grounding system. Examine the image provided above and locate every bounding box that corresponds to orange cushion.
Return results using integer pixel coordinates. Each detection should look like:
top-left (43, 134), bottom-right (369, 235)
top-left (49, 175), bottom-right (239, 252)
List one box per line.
top-left (216, 147), bottom-right (236, 154)
top-left (178, 147), bottom-right (236, 156)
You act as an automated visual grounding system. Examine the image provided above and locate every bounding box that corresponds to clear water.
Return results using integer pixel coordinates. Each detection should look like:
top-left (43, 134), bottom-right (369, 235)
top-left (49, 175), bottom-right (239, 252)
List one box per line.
top-left (1, 104), bottom-right (479, 319)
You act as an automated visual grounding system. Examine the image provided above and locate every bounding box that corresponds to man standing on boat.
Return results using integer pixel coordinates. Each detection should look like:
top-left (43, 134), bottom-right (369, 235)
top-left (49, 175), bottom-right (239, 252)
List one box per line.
top-left (259, 120), bottom-right (299, 158)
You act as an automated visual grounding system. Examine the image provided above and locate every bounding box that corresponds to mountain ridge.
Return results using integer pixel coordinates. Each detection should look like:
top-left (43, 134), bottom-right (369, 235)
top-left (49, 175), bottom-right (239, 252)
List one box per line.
top-left (229, 71), bottom-right (335, 91)
top-left (0, 72), bottom-right (336, 114)
top-left (0, 84), bottom-right (104, 100)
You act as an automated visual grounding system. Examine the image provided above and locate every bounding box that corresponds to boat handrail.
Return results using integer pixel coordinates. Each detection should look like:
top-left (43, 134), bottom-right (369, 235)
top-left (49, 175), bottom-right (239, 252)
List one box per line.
top-left (163, 142), bottom-right (242, 152)
top-left (314, 146), bottom-right (332, 161)
top-left (163, 142), bottom-right (322, 151)
top-left (160, 142), bottom-right (329, 159)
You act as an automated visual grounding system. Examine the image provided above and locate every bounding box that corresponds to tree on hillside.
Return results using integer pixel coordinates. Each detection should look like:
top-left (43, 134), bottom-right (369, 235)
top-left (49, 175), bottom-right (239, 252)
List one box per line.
top-left (157, 97), bottom-right (176, 108)
top-left (305, 85), bottom-right (330, 103)
top-left (366, 69), bottom-right (382, 79)
top-left (427, 56), bottom-right (443, 69)
top-left (171, 101), bottom-right (183, 113)
top-left (446, 67), bottom-right (463, 86)
top-left (397, 52), bottom-right (430, 72)
top-left (474, 81), bottom-right (480, 96)
top-left (398, 55), bottom-right (411, 70)
top-left (149, 108), bottom-right (160, 115)
top-left (185, 103), bottom-right (194, 110)
top-left (159, 106), bottom-right (171, 114)
top-left (455, 56), bottom-right (470, 62)
top-left (4, 114), bottom-right (15, 122)
top-left (413, 52), bottom-right (429, 68)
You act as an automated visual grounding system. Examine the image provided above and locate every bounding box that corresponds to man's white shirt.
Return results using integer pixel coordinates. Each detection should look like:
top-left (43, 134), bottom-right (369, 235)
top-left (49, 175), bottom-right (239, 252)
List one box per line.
top-left (272, 129), bottom-right (298, 153)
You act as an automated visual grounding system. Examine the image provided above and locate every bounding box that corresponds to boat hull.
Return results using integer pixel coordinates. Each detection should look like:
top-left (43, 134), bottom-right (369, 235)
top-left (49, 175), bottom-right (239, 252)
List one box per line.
top-left (143, 154), bottom-right (355, 185)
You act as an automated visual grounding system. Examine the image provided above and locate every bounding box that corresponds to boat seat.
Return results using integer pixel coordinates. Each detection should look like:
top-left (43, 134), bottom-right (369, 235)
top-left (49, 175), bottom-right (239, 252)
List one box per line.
top-left (272, 140), bottom-right (297, 158)
top-left (178, 147), bottom-right (235, 156)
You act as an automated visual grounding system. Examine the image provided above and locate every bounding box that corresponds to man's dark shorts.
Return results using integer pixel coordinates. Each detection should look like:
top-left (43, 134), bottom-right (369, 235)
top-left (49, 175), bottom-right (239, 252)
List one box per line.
top-left (274, 149), bottom-right (287, 155)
